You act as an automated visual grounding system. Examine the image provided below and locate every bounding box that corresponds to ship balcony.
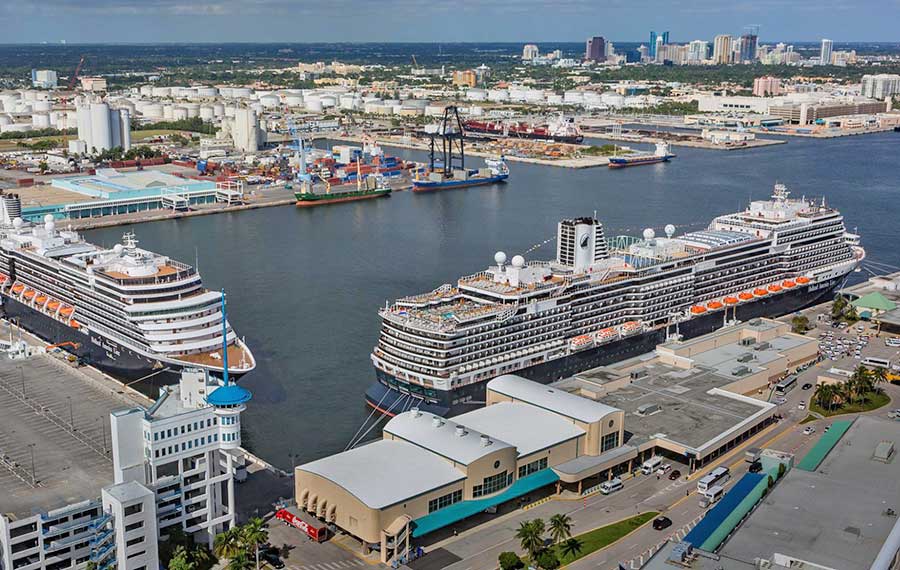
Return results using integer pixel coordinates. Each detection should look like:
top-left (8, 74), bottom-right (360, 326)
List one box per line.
top-left (144, 325), bottom-right (232, 343)
top-left (137, 310), bottom-right (225, 331)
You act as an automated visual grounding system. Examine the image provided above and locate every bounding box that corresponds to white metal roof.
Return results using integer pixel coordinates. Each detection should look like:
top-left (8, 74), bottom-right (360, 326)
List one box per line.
top-left (298, 439), bottom-right (465, 510)
top-left (384, 410), bottom-right (514, 466)
top-left (488, 375), bottom-right (621, 423)
top-left (455, 402), bottom-right (585, 458)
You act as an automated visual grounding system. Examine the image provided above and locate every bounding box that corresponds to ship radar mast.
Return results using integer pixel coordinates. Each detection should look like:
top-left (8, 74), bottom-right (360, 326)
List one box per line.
top-left (772, 183), bottom-right (790, 202)
top-left (122, 232), bottom-right (138, 251)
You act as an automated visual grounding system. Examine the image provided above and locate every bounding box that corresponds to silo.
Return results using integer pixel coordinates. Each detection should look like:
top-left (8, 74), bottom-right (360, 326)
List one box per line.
top-left (212, 103), bottom-right (225, 117)
top-left (119, 109), bottom-right (131, 150)
top-left (76, 104), bottom-right (92, 149)
top-left (90, 102), bottom-right (112, 151)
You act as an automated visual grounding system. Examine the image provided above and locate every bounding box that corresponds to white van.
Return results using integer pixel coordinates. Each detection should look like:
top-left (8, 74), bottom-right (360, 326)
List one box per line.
top-left (641, 456), bottom-right (663, 475)
top-left (699, 485), bottom-right (725, 508)
top-left (599, 478), bottom-right (623, 495)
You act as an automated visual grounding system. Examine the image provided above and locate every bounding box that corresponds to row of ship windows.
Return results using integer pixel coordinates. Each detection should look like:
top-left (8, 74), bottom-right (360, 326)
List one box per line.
top-left (383, 319), bottom-right (565, 359)
top-left (154, 434), bottom-right (218, 458)
top-left (149, 418), bottom-right (218, 442)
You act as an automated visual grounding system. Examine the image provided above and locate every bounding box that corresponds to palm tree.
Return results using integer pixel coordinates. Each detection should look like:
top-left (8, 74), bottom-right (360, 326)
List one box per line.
top-left (241, 518), bottom-right (269, 570)
top-left (870, 366), bottom-right (887, 391)
top-left (226, 550), bottom-right (253, 570)
top-left (213, 527), bottom-right (244, 560)
top-left (516, 519), bottom-right (545, 561)
top-left (169, 546), bottom-right (197, 570)
top-left (548, 514), bottom-right (573, 546)
top-left (814, 383), bottom-right (837, 411)
top-left (192, 544), bottom-right (213, 568)
top-left (559, 537), bottom-right (584, 562)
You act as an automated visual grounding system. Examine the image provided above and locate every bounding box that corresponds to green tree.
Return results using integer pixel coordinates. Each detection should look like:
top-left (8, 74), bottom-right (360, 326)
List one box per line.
top-left (548, 513), bottom-right (573, 546)
top-left (226, 550), bottom-right (253, 570)
top-left (38, 160), bottom-right (48, 173)
top-left (791, 315), bottom-right (810, 334)
top-left (240, 518), bottom-right (269, 570)
top-left (813, 383), bottom-right (837, 411)
top-left (832, 294), bottom-right (848, 319)
top-left (498, 551), bottom-right (523, 570)
top-left (559, 537), bottom-right (584, 561)
top-left (536, 549), bottom-right (560, 570)
top-left (213, 527), bottom-right (244, 560)
top-left (169, 546), bottom-right (197, 570)
top-left (515, 519), bottom-right (545, 561)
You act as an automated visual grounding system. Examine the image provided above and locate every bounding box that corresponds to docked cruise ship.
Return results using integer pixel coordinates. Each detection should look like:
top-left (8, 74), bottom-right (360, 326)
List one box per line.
top-left (0, 194), bottom-right (254, 385)
top-left (368, 184), bottom-right (863, 416)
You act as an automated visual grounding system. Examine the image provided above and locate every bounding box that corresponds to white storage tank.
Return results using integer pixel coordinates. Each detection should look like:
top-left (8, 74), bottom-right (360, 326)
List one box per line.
top-left (32, 113), bottom-right (51, 128)
top-left (196, 86), bottom-right (218, 98)
top-left (183, 103), bottom-right (201, 118)
top-left (139, 86), bottom-right (153, 96)
top-left (0, 114), bottom-right (12, 126)
top-left (260, 94), bottom-right (280, 109)
top-left (284, 94), bottom-right (304, 107)
top-left (143, 103), bottom-right (163, 119)
top-left (213, 103), bottom-right (225, 117)
top-left (320, 95), bottom-right (337, 108)
top-left (163, 104), bottom-right (175, 119)
top-left (199, 105), bottom-right (215, 120)
top-left (466, 89), bottom-right (487, 101)
top-left (488, 89), bottom-right (509, 102)
top-left (152, 87), bottom-right (171, 97)
top-left (305, 95), bottom-right (323, 112)
top-left (230, 87), bottom-right (252, 98)
top-left (339, 94), bottom-right (358, 110)
top-left (1, 123), bottom-right (33, 134)
top-left (32, 100), bottom-right (51, 113)
top-left (224, 106), bottom-right (237, 118)
top-left (547, 94), bottom-right (563, 105)
top-left (173, 107), bottom-right (189, 121)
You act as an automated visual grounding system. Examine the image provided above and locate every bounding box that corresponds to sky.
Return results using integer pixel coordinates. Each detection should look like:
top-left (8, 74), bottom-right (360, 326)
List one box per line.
top-left (1, 0), bottom-right (898, 44)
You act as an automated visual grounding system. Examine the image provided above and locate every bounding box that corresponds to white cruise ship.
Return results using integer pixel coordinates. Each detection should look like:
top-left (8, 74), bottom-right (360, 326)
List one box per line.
top-left (0, 193), bottom-right (254, 385)
top-left (367, 184), bottom-right (863, 416)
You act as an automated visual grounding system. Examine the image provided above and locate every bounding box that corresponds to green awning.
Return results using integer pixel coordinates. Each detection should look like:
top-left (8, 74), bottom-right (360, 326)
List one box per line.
top-left (850, 292), bottom-right (897, 312)
top-left (411, 469), bottom-right (559, 538)
top-left (796, 419), bottom-right (854, 471)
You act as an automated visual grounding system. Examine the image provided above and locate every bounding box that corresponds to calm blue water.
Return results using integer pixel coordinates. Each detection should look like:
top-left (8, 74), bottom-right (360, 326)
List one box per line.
top-left (85, 131), bottom-right (900, 467)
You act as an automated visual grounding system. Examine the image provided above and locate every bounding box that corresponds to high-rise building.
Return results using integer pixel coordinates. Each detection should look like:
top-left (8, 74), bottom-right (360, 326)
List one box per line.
top-left (662, 31), bottom-right (670, 44)
top-left (75, 97), bottom-right (132, 154)
top-left (605, 41), bottom-right (615, 58)
top-left (522, 44), bottom-right (539, 61)
top-left (637, 44), bottom-right (650, 62)
top-left (31, 69), bottom-right (58, 89)
top-left (585, 36), bottom-right (606, 62)
top-left (649, 32), bottom-right (658, 58)
top-left (713, 35), bottom-right (733, 64)
top-left (861, 74), bottom-right (900, 100)
top-left (820, 38), bottom-right (833, 65)
top-left (451, 69), bottom-right (477, 87)
top-left (688, 40), bottom-right (709, 63)
top-left (753, 76), bottom-right (782, 96)
top-left (654, 36), bottom-right (665, 62)
top-left (739, 33), bottom-right (758, 62)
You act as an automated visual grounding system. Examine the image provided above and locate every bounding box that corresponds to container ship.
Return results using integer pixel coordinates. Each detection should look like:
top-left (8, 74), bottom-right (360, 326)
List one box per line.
top-left (0, 194), bottom-right (255, 386)
top-left (309, 145), bottom-right (411, 186)
top-left (411, 157), bottom-right (509, 192)
top-left (608, 142), bottom-right (675, 168)
top-left (463, 116), bottom-right (584, 144)
top-left (366, 184), bottom-right (863, 417)
top-left (296, 174), bottom-right (391, 207)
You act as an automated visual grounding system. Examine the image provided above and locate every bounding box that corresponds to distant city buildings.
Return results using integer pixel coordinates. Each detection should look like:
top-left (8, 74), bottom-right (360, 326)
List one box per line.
top-left (79, 77), bottom-right (108, 92)
top-left (713, 35), bottom-right (732, 64)
top-left (687, 40), bottom-right (709, 64)
top-left (862, 74), bottom-right (900, 100)
top-left (522, 44), bottom-right (539, 61)
top-left (585, 36), bottom-right (606, 62)
top-left (753, 76), bottom-right (783, 96)
top-left (452, 69), bottom-right (477, 87)
top-left (738, 33), bottom-right (758, 63)
top-left (31, 69), bottom-right (58, 89)
top-left (820, 38), bottom-right (833, 65)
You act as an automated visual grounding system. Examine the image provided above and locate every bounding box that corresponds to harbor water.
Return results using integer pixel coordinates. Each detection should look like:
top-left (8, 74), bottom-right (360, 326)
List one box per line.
top-left (85, 131), bottom-right (900, 468)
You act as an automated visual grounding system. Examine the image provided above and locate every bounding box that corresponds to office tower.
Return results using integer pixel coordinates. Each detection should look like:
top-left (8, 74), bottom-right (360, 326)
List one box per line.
top-left (688, 40), bottom-right (709, 63)
top-left (739, 33), bottom-right (758, 62)
top-left (820, 39), bottom-right (833, 65)
top-left (649, 32), bottom-right (657, 58)
top-left (522, 44), bottom-right (539, 60)
top-left (585, 36), bottom-right (606, 62)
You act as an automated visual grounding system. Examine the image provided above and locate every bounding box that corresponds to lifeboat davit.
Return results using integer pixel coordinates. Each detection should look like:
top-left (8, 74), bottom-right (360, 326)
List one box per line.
top-left (782, 280), bottom-right (796, 288)
top-left (724, 296), bottom-right (739, 305)
top-left (753, 288), bottom-right (769, 296)
top-left (690, 305), bottom-right (708, 315)
top-left (707, 301), bottom-right (724, 310)
top-left (796, 276), bottom-right (811, 284)
top-left (768, 284), bottom-right (782, 293)
top-left (738, 292), bottom-right (754, 301)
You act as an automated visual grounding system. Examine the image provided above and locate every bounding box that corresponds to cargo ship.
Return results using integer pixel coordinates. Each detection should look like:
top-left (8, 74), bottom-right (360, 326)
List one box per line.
top-left (296, 174), bottom-right (391, 207)
top-left (608, 142), bottom-right (675, 168)
top-left (0, 193), bottom-right (254, 387)
top-left (463, 115), bottom-right (584, 144)
top-left (412, 158), bottom-right (509, 192)
top-left (366, 183), bottom-right (863, 417)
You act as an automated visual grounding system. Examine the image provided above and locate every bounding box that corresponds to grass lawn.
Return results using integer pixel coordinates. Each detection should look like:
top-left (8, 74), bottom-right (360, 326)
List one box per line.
top-left (799, 414), bottom-right (819, 424)
top-left (547, 512), bottom-right (658, 566)
top-left (810, 391), bottom-right (891, 417)
top-left (131, 129), bottom-right (185, 141)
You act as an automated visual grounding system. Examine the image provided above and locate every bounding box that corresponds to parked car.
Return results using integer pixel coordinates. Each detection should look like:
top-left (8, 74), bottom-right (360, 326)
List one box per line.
top-left (656, 463), bottom-right (672, 476)
top-left (263, 551), bottom-right (285, 569)
top-left (775, 397), bottom-right (787, 405)
top-left (652, 516), bottom-right (673, 531)
top-left (802, 383), bottom-right (813, 390)
top-left (798, 402), bottom-right (806, 410)
top-left (804, 426), bottom-right (817, 435)
top-left (668, 469), bottom-right (682, 480)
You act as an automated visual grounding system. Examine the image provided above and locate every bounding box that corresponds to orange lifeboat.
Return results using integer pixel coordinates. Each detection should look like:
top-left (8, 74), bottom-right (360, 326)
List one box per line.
top-left (724, 296), bottom-right (739, 305)
top-left (707, 301), bottom-right (724, 310)
top-left (11, 284), bottom-right (24, 294)
top-left (69, 320), bottom-right (81, 329)
top-left (23, 290), bottom-right (35, 299)
top-left (690, 305), bottom-right (708, 315)
top-left (60, 306), bottom-right (74, 316)
top-left (47, 300), bottom-right (61, 310)
top-left (796, 276), bottom-right (811, 284)
top-left (754, 288), bottom-right (769, 296)
top-left (35, 295), bottom-right (47, 304)
top-left (782, 280), bottom-right (796, 288)
top-left (738, 292), bottom-right (754, 301)
top-left (768, 284), bottom-right (782, 293)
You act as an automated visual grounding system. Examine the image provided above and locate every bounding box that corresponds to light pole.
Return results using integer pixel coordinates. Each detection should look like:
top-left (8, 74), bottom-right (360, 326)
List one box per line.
top-left (28, 443), bottom-right (36, 485)
top-left (97, 417), bottom-right (108, 453)
top-left (19, 366), bottom-right (25, 397)
top-left (67, 396), bottom-right (74, 430)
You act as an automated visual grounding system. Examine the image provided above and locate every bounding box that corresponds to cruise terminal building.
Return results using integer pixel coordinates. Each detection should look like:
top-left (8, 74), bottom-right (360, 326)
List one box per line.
top-left (294, 318), bottom-right (815, 564)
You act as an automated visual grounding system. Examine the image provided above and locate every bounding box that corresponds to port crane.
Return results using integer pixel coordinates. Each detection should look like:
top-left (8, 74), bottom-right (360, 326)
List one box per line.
top-left (425, 105), bottom-right (466, 176)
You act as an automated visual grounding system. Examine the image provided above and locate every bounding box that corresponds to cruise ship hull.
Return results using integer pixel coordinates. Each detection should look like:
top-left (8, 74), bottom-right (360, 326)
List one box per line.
top-left (365, 277), bottom-right (841, 417)
top-left (1, 295), bottom-right (237, 393)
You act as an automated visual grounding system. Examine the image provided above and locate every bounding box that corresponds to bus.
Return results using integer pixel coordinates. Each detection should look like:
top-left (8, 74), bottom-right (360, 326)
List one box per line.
top-left (862, 357), bottom-right (891, 370)
top-left (697, 467), bottom-right (730, 493)
top-left (775, 376), bottom-right (797, 395)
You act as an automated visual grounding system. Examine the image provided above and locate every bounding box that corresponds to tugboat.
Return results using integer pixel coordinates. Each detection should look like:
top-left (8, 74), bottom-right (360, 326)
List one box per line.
top-left (608, 142), bottom-right (676, 169)
top-left (412, 105), bottom-right (510, 192)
